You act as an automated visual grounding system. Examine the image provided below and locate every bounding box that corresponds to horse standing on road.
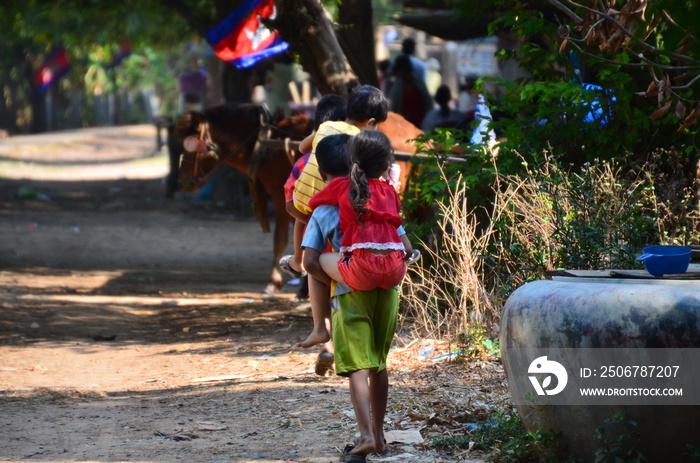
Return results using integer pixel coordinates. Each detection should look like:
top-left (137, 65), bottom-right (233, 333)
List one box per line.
top-left (176, 104), bottom-right (313, 297)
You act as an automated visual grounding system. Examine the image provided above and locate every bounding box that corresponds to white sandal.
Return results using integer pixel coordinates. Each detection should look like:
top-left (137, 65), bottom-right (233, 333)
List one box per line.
top-left (279, 255), bottom-right (307, 278)
top-left (405, 249), bottom-right (421, 265)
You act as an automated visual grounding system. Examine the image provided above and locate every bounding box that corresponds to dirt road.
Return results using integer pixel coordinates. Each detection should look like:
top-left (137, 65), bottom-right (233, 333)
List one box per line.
top-left (0, 126), bottom-right (501, 463)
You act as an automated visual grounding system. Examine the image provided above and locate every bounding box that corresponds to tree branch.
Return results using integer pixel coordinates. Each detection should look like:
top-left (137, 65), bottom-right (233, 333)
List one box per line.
top-left (566, 34), bottom-right (699, 71)
top-left (547, 0), bottom-right (583, 23)
top-left (566, 39), bottom-right (647, 67)
top-left (563, 0), bottom-right (700, 64)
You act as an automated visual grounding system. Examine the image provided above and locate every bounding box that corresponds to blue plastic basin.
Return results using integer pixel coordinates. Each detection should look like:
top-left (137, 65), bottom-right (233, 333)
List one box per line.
top-left (636, 245), bottom-right (691, 276)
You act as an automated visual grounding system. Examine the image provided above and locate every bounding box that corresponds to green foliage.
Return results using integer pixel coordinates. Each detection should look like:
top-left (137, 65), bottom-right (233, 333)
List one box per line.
top-left (431, 409), bottom-right (568, 463)
top-left (403, 131), bottom-right (498, 245)
top-left (401, 0), bottom-right (700, 339)
top-left (486, 77), bottom-right (651, 165)
top-left (454, 326), bottom-right (500, 361)
top-left (683, 445), bottom-right (700, 460)
top-left (478, 0), bottom-right (700, 164)
top-left (401, 143), bottom-right (700, 337)
top-left (3, 0), bottom-right (189, 50)
top-left (1, 0), bottom-right (193, 131)
top-left (493, 156), bottom-right (659, 273)
top-left (593, 412), bottom-right (647, 463)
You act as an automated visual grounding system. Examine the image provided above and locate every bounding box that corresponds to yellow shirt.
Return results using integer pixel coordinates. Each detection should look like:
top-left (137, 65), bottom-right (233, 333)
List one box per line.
top-left (293, 120), bottom-right (361, 215)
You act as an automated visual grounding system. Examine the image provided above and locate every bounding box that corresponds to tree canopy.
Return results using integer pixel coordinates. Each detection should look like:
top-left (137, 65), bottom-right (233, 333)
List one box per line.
top-left (3, 0), bottom-right (698, 150)
top-left (1, 0), bottom-right (383, 132)
top-left (0, 0), bottom-right (190, 132)
top-left (399, 0), bottom-right (699, 144)
top-left (396, 0), bottom-right (699, 164)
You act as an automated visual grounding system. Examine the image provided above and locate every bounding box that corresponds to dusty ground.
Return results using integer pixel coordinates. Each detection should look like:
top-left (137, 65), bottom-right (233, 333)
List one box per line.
top-left (0, 126), bottom-right (505, 463)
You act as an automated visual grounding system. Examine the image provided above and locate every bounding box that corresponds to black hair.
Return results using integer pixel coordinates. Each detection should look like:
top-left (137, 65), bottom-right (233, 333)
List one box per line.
top-left (314, 94), bottom-right (347, 130)
top-left (435, 85), bottom-right (452, 118)
top-left (347, 130), bottom-right (394, 223)
top-left (346, 85), bottom-right (388, 124)
top-left (401, 37), bottom-right (416, 55)
top-left (315, 133), bottom-right (352, 178)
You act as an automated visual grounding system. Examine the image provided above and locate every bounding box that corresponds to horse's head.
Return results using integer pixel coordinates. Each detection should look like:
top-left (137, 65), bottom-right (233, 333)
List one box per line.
top-left (174, 111), bottom-right (216, 193)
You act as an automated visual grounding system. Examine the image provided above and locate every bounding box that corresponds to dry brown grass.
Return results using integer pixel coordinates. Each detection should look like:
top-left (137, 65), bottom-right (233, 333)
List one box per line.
top-left (399, 153), bottom-right (699, 342)
top-left (400, 170), bottom-right (500, 341)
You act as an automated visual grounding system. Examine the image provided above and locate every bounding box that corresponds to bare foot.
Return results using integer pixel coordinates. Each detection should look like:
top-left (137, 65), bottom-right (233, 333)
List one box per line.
top-left (373, 433), bottom-right (386, 454)
top-left (295, 329), bottom-right (331, 348)
top-left (349, 436), bottom-right (376, 456)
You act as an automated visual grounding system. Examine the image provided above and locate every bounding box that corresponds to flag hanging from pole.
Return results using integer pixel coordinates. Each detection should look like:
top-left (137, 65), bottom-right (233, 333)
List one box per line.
top-left (33, 47), bottom-right (71, 94)
top-left (206, 0), bottom-right (289, 68)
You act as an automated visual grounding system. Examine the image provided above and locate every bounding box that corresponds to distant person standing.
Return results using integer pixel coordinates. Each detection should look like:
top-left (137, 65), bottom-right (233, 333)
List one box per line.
top-left (178, 58), bottom-right (208, 113)
top-left (458, 74), bottom-right (483, 121)
top-left (389, 54), bottom-right (433, 128)
top-left (398, 37), bottom-right (427, 85)
top-left (377, 59), bottom-right (393, 96)
top-left (421, 85), bottom-right (464, 132)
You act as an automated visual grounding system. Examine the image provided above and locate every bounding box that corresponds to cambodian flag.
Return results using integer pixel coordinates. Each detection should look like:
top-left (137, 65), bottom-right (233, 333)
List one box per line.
top-left (107, 41), bottom-right (131, 69)
top-left (33, 47), bottom-right (71, 94)
top-left (206, 0), bottom-right (289, 68)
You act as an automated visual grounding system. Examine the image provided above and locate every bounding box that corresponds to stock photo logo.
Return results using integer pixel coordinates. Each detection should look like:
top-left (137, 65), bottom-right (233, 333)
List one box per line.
top-left (528, 356), bottom-right (568, 395)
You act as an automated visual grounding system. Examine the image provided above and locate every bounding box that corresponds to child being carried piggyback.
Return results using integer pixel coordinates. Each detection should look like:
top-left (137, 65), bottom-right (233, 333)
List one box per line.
top-left (288, 85), bottom-right (391, 350)
top-left (310, 130), bottom-right (417, 292)
top-left (281, 94), bottom-right (348, 281)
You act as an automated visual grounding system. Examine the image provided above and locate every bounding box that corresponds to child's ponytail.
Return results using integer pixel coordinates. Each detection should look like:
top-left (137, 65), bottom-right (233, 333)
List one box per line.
top-left (349, 161), bottom-right (371, 224)
top-left (347, 130), bottom-right (394, 224)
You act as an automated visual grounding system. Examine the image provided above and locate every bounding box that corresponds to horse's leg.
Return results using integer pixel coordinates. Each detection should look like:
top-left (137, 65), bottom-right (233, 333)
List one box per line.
top-left (264, 188), bottom-right (291, 297)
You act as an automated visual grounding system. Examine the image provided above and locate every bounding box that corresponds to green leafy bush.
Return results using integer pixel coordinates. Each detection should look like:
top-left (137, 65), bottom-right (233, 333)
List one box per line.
top-left (431, 409), bottom-right (569, 463)
top-left (593, 412), bottom-right (647, 463)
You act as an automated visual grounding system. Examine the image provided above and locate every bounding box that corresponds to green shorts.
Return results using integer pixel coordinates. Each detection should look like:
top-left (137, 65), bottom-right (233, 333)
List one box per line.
top-left (332, 288), bottom-right (399, 376)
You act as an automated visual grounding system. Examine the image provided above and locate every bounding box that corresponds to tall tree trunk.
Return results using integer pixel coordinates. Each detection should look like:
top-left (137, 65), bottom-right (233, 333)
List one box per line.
top-left (0, 84), bottom-right (13, 134)
top-left (336, 0), bottom-right (378, 87)
top-left (276, 0), bottom-right (358, 97)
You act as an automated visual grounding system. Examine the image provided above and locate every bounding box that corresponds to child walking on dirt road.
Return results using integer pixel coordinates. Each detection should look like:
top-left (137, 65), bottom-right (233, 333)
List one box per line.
top-left (301, 133), bottom-right (402, 460)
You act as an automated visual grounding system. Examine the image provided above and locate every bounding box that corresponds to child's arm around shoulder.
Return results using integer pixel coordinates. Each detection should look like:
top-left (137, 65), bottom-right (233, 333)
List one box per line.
top-left (286, 201), bottom-right (310, 223)
top-left (298, 132), bottom-right (314, 154)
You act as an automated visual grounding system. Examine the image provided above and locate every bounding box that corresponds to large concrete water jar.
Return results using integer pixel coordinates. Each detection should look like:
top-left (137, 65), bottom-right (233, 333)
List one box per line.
top-left (500, 276), bottom-right (700, 462)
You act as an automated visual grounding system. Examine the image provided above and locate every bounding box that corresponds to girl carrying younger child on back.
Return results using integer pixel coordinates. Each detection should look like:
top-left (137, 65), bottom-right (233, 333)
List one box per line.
top-left (309, 130), bottom-right (418, 292)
